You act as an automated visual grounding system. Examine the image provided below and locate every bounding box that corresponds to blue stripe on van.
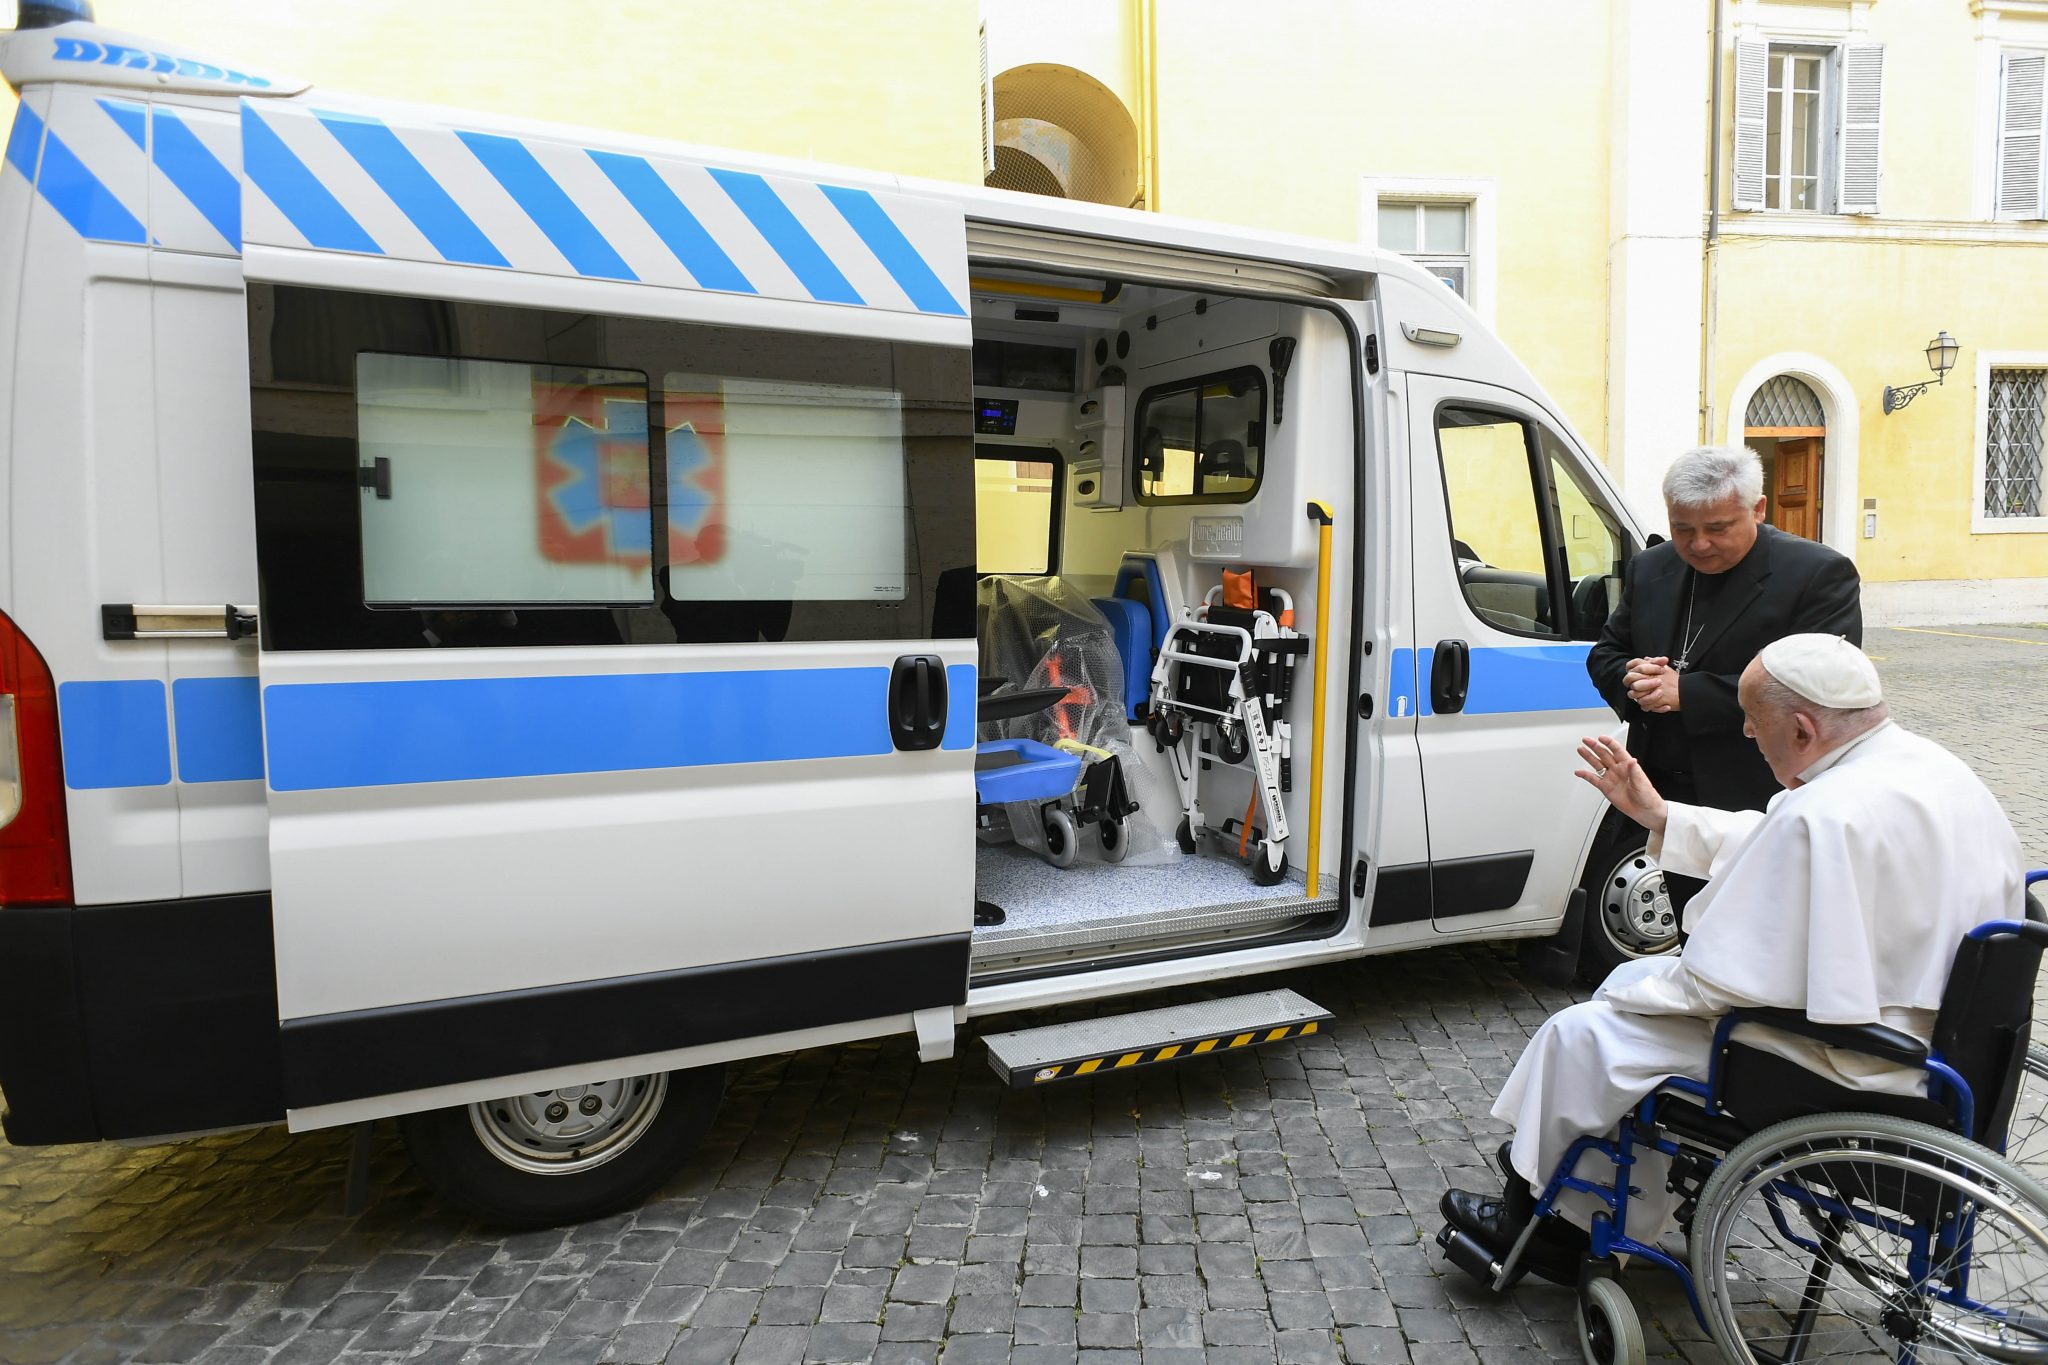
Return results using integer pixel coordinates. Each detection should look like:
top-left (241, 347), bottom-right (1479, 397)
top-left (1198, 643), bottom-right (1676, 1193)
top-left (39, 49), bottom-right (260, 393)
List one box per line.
top-left (31, 110), bottom-right (146, 244)
top-left (317, 110), bottom-right (508, 267)
top-left (242, 105), bottom-right (382, 254)
top-left (58, 680), bottom-right (171, 789)
top-left (943, 664), bottom-right (976, 751)
top-left (820, 185), bottom-right (964, 316)
top-left (588, 150), bottom-right (755, 294)
top-left (262, 666), bottom-right (944, 792)
top-left (1416, 643), bottom-right (1604, 718)
top-left (3, 102), bottom-right (43, 179)
top-left (149, 107), bottom-right (243, 249)
top-left (172, 677), bottom-right (265, 783)
top-left (708, 168), bottom-right (863, 306)
top-left (458, 130), bottom-right (637, 281)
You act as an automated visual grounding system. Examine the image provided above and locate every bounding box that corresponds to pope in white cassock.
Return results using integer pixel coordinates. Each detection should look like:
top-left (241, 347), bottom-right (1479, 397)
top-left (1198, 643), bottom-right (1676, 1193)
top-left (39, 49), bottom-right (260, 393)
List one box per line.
top-left (1440, 634), bottom-right (2026, 1284)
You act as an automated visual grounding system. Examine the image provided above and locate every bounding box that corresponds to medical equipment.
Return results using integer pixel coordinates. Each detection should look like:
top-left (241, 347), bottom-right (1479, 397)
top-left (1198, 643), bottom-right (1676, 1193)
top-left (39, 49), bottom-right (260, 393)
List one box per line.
top-left (1144, 570), bottom-right (1308, 886)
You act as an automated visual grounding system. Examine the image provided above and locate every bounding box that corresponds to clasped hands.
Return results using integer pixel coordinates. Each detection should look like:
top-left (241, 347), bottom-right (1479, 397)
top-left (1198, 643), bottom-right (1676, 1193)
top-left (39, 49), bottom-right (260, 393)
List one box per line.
top-left (1624, 655), bottom-right (1682, 714)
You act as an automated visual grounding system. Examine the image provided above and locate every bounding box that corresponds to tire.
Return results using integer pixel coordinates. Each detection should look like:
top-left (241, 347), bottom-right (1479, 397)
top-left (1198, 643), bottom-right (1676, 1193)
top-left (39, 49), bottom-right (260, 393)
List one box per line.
top-left (1577, 815), bottom-right (1681, 983)
top-left (1252, 846), bottom-right (1289, 888)
top-left (1176, 816), bottom-right (1200, 855)
top-left (399, 1065), bottom-right (724, 1228)
top-left (1043, 807), bottom-right (1078, 868)
top-left (1576, 1277), bottom-right (1645, 1365)
top-left (1098, 817), bottom-right (1132, 864)
top-left (1214, 724), bottom-right (1251, 766)
top-left (1690, 1112), bottom-right (2048, 1365)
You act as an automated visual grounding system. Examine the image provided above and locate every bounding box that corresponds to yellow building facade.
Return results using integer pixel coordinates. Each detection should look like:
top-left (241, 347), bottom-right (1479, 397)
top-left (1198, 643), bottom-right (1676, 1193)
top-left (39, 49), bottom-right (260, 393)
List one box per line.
top-left (979, 0), bottom-right (2047, 621)
top-left (5, 0), bottom-right (2043, 619)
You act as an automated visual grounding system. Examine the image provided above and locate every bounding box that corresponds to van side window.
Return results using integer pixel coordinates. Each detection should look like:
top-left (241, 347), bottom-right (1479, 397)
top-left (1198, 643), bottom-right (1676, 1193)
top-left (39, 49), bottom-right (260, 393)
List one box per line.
top-left (974, 448), bottom-right (1061, 575)
top-left (357, 354), bottom-right (655, 607)
top-left (1434, 408), bottom-right (1560, 637)
top-left (1540, 428), bottom-right (1626, 642)
top-left (1134, 367), bottom-right (1264, 504)
top-left (249, 284), bottom-right (973, 651)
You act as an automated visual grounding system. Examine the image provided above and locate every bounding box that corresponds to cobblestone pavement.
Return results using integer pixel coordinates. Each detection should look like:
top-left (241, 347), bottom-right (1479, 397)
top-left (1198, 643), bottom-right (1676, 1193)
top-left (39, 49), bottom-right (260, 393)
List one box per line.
top-left (1, 624), bottom-right (2042, 1365)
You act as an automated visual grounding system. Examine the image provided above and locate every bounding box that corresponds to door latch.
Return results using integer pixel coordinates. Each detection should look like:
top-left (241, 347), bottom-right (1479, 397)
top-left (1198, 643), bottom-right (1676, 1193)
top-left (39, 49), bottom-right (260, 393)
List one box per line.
top-left (889, 654), bottom-right (949, 752)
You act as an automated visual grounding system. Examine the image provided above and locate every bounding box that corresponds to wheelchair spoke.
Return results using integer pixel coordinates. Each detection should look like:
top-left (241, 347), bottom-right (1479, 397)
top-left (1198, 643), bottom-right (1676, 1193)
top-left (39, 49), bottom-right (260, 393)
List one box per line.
top-left (1693, 1116), bottom-right (2048, 1363)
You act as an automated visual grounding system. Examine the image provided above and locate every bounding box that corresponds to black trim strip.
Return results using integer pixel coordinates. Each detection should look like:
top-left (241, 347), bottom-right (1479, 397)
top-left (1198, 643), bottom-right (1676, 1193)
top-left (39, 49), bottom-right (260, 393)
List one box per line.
top-left (281, 933), bottom-right (971, 1110)
top-left (1367, 851), bottom-right (1534, 928)
top-left (1431, 850), bottom-right (1534, 919)
top-left (0, 893), bottom-right (283, 1146)
top-left (1368, 862), bottom-right (1432, 927)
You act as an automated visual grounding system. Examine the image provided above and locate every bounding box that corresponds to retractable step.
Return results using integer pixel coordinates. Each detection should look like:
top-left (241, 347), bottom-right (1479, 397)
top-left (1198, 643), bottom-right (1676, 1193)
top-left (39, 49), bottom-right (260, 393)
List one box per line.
top-left (982, 988), bottom-right (1333, 1087)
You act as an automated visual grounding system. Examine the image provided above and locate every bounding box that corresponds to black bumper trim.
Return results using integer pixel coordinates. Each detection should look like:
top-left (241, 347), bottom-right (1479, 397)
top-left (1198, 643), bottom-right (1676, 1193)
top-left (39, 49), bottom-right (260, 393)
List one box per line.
top-left (280, 933), bottom-right (971, 1110)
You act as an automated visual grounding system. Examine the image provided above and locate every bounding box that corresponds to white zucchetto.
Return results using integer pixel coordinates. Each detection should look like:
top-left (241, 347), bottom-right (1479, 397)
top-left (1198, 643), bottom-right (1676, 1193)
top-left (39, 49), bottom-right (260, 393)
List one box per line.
top-left (1758, 633), bottom-right (1883, 709)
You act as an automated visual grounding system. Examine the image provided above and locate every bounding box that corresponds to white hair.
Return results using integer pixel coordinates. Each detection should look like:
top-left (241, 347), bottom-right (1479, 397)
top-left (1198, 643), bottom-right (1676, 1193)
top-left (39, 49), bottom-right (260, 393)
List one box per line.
top-left (1751, 668), bottom-right (1889, 742)
top-left (1663, 445), bottom-right (1764, 510)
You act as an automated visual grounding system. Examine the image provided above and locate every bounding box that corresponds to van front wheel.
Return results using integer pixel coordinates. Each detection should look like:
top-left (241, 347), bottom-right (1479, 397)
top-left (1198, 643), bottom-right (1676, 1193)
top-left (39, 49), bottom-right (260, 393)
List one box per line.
top-left (1577, 818), bottom-right (1681, 983)
top-left (399, 1064), bottom-right (724, 1227)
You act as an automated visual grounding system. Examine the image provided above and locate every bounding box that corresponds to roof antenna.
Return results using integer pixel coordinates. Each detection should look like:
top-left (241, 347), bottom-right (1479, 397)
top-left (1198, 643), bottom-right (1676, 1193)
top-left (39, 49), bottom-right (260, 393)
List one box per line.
top-left (15, 0), bottom-right (94, 28)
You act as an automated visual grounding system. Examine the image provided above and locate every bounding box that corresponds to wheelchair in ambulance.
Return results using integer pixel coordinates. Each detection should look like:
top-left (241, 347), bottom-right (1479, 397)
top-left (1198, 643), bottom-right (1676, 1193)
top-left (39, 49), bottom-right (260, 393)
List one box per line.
top-left (1442, 870), bottom-right (2048, 1365)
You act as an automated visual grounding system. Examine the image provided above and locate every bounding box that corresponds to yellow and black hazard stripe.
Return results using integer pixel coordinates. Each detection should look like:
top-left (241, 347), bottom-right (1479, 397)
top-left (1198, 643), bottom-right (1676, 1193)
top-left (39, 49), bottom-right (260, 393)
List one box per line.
top-left (1012, 1017), bottom-right (1331, 1087)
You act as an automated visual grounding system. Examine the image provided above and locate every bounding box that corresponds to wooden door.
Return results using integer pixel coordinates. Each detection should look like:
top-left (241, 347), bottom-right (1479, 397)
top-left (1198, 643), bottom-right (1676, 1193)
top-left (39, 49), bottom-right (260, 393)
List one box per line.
top-left (1770, 438), bottom-right (1823, 540)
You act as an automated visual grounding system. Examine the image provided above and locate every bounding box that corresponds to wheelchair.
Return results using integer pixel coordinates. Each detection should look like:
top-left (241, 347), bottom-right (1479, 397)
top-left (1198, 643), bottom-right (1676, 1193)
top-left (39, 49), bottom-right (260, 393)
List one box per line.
top-left (1441, 870), bottom-right (2048, 1364)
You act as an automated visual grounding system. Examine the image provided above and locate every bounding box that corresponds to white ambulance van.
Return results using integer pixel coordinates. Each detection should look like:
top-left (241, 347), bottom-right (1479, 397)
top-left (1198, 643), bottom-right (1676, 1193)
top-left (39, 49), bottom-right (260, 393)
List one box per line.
top-left (0, 7), bottom-right (1657, 1224)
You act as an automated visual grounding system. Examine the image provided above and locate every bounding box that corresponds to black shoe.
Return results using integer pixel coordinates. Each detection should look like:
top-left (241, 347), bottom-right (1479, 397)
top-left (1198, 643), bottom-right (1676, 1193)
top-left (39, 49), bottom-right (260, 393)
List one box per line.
top-left (1439, 1187), bottom-right (1589, 1287)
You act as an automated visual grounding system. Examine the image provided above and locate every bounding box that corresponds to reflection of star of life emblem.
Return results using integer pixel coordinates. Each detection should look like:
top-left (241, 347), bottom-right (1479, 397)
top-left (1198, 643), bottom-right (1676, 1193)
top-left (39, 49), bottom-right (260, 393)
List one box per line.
top-left (533, 383), bottom-right (724, 567)
top-left (662, 393), bottom-right (726, 568)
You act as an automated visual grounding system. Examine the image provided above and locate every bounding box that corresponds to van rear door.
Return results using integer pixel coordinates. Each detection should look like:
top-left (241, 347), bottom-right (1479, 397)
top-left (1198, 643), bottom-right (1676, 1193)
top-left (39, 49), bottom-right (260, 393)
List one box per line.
top-left (235, 98), bottom-right (979, 1126)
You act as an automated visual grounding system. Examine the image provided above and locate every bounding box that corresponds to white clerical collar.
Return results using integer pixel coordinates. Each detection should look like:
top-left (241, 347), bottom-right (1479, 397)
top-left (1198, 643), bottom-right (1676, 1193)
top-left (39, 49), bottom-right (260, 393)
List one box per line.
top-left (1798, 718), bottom-right (1894, 784)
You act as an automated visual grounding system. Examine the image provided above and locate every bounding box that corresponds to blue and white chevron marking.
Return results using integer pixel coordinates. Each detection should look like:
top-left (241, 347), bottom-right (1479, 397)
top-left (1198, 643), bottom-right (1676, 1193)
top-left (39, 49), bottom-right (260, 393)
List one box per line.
top-left (0, 86), bottom-right (968, 317)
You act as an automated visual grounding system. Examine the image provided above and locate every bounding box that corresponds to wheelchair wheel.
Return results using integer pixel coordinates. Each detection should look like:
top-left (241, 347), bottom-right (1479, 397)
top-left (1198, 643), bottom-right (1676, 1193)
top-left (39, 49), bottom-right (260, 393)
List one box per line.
top-left (1215, 723), bottom-right (1251, 766)
top-left (1042, 807), bottom-right (1078, 868)
top-left (1098, 817), bottom-right (1132, 864)
top-left (2001, 1041), bottom-right (2048, 1178)
top-left (1691, 1112), bottom-right (2048, 1364)
top-left (1576, 1276), bottom-right (1645, 1365)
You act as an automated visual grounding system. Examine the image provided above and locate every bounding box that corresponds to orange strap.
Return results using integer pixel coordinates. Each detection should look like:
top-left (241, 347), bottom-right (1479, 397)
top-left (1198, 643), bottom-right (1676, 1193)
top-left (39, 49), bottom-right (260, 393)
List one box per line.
top-left (1223, 568), bottom-right (1256, 611)
top-left (1237, 788), bottom-right (1257, 859)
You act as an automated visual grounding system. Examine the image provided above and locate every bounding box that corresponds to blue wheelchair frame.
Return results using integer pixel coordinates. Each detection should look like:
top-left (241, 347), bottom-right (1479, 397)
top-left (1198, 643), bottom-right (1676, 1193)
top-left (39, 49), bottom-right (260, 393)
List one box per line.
top-left (1503, 883), bottom-right (2048, 1349)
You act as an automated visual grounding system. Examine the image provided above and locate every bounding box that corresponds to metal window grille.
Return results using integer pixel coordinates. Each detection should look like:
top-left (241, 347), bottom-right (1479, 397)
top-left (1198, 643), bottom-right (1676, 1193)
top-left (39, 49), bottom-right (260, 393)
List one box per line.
top-left (1745, 375), bottom-right (1825, 429)
top-left (1986, 367), bottom-right (2046, 519)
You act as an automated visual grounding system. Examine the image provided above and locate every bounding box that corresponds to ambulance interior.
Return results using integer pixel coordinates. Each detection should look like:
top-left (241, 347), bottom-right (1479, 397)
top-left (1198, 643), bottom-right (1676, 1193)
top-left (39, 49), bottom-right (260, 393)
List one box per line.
top-left (963, 272), bottom-right (1348, 978)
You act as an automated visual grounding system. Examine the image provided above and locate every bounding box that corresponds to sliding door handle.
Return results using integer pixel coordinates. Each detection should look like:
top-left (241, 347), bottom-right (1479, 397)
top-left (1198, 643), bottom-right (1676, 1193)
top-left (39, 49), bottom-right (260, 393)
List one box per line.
top-left (890, 654), bottom-right (949, 751)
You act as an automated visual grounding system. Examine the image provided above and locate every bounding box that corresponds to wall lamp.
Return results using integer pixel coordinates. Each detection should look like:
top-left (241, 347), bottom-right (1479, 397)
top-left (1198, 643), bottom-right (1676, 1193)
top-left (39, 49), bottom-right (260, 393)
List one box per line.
top-left (1881, 331), bottom-right (1959, 415)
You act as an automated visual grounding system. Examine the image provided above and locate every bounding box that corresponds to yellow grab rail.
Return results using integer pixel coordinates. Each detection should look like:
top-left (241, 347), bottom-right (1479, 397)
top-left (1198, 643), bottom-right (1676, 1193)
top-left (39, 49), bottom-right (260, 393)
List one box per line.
top-left (1305, 501), bottom-right (1334, 896)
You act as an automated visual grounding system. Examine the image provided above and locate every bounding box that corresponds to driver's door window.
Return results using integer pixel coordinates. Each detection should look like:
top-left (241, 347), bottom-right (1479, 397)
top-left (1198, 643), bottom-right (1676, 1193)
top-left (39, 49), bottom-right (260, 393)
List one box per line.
top-left (1542, 430), bottom-right (1625, 642)
top-left (1435, 408), bottom-right (1560, 637)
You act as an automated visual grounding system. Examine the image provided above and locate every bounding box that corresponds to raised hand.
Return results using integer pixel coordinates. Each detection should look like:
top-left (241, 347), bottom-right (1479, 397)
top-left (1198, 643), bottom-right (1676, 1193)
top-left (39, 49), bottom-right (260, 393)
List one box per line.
top-left (1574, 735), bottom-right (1668, 835)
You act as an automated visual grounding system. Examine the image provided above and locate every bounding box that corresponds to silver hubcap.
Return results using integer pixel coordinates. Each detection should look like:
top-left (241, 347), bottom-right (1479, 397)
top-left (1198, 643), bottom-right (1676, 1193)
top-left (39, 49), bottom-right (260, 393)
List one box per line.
top-left (1600, 849), bottom-right (1679, 956)
top-left (468, 1073), bottom-right (667, 1177)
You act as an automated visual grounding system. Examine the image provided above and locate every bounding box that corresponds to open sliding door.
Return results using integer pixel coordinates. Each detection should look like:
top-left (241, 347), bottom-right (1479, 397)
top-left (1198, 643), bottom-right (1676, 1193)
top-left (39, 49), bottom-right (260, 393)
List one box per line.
top-left (237, 96), bottom-right (979, 1126)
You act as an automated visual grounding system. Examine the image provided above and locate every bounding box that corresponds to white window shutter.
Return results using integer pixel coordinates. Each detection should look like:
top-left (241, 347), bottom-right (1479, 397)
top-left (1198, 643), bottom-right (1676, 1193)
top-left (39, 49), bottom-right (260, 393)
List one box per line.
top-left (1732, 40), bottom-right (1768, 211)
top-left (1999, 50), bottom-right (2047, 220)
top-left (1837, 43), bottom-right (1884, 214)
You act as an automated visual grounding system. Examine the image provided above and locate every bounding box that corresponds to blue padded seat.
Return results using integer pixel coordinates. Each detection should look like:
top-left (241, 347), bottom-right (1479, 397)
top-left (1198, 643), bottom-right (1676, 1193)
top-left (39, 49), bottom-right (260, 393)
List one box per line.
top-left (1112, 556), bottom-right (1172, 655)
top-left (1091, 596), bottom-right (1152, 721)
top-left (974, 737), bottom-right (1083, 806)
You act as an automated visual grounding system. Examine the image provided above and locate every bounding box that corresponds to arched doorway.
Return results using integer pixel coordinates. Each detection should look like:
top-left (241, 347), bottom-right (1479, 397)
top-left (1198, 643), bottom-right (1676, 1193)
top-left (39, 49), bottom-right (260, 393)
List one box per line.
top-left (1744, 375), bottom-right (1826, 541)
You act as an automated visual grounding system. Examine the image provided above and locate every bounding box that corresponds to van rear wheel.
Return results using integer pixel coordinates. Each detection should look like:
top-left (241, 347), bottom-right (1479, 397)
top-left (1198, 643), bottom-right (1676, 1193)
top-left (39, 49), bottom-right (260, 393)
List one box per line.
top-left (399, 1064), bottom-right (723, 1227)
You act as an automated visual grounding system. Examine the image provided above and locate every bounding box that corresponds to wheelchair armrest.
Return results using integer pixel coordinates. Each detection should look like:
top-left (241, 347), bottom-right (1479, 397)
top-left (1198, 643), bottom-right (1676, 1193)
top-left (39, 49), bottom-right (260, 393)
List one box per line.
top-left (1727, 1008), bottom-right (1929, 1068)
top-left (977, 686), bottom-right (1068, 723)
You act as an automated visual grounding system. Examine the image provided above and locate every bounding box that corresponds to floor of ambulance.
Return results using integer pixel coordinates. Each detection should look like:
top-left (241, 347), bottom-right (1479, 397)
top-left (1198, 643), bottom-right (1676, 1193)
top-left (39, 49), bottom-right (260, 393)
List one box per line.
top-left (970, 837), bottom-right (1335, 970)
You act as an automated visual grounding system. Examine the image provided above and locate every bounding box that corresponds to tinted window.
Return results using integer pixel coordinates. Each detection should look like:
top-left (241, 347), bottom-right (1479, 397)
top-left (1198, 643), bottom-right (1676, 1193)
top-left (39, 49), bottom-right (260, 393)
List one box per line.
top-left (1134, 367), bottom-right (1265, 504)
top-left (1435, 407), bottom-right (1558, 637)
top-left (250, 284), bottom-right (972, 650)
top-left (974, 447), bottom-right (1060, 575)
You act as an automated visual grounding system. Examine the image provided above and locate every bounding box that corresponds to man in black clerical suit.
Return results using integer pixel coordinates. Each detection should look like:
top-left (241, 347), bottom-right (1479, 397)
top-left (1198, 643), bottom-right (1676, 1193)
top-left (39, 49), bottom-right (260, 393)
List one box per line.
top-left (1588, 445), bottom-right (1862, 816)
